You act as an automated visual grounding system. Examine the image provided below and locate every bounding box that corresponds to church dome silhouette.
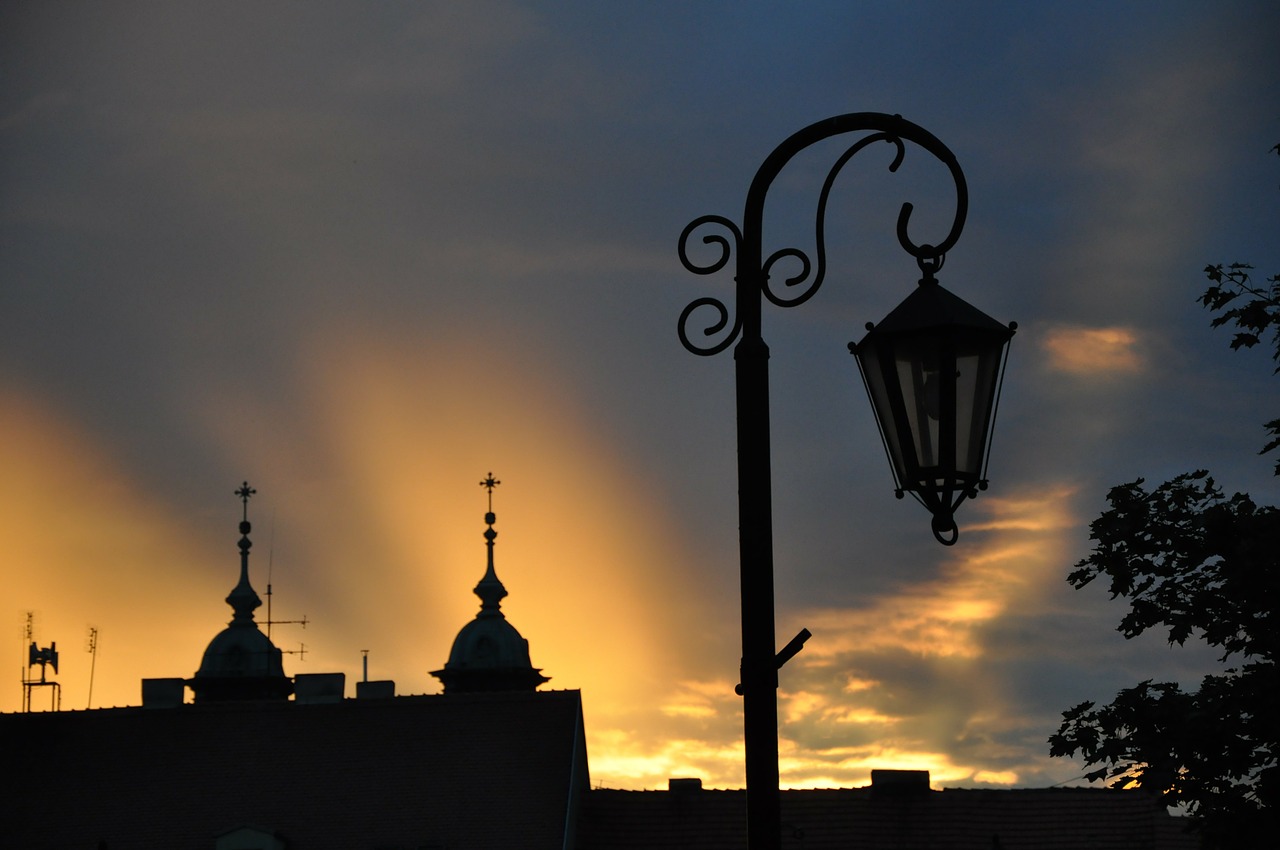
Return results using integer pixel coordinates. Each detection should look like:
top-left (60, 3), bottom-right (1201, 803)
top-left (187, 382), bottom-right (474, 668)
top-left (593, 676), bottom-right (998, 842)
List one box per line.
top-left (189, 483), bottom-right (292, 702)
top-left (432, 473), bottom-right (549, 694)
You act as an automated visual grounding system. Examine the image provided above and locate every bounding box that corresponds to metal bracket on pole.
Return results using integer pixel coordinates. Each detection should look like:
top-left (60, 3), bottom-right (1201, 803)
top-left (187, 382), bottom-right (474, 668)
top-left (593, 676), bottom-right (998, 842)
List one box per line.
top-left (736, 628), bottom-right (811, 695)
top-left (775, 628), bottom-right (811, 668)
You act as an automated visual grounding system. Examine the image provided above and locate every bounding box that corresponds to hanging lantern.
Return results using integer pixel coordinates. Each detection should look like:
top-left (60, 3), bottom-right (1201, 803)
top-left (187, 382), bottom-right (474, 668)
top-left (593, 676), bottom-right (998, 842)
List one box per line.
top-left (850, 275), bottom-right (1015, 544)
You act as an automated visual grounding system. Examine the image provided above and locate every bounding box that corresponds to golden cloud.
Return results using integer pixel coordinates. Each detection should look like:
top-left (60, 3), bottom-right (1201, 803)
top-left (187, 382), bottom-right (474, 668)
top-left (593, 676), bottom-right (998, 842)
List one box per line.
top-left (794, 484), bottom-right (1077, 658)
top-left (1041, 325), bottom-right (1144, 375)
top-left (583, 482), bottom-right (1086, 791)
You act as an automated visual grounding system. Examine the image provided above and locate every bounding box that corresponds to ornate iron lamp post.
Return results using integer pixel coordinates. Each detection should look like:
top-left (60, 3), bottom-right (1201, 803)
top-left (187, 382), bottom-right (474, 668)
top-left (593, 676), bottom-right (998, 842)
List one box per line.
top-left (677, 113), bottom-right (1015, 849)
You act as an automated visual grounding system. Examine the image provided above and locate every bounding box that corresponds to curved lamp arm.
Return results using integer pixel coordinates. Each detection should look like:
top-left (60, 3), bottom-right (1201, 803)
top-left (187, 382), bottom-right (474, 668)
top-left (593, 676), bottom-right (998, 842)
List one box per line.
top-left (677, 112), bottom-right (968, 356)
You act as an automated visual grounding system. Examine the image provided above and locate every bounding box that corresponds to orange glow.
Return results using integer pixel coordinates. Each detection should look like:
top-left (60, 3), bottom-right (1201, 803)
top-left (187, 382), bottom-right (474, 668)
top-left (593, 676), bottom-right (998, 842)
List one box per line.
top-left (276, 320), bottom-right (704, 710)
top-left (660, 680), bottom-right (734, 719)
top-left (0, 390), bottom-right (229, 713)
top-left (588, 728), bottom-right (747, 789)
top-left (1042, 325), bottom-right (1144, 375)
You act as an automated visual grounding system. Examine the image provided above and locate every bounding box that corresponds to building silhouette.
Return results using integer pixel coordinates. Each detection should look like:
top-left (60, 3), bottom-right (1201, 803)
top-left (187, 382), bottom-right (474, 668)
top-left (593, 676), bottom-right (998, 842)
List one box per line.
top-left (1, 479), bottom-right (1198, 849)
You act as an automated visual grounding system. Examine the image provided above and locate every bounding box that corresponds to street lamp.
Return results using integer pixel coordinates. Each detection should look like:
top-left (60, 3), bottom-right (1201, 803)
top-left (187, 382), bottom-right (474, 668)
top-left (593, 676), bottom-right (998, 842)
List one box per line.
top-left (677, 113), bottom-right (1015, 849)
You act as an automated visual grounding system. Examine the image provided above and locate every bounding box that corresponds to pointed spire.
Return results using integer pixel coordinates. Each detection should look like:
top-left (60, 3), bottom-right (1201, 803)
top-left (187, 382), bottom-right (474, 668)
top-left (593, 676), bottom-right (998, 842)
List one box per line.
top-left (227, 481), bottom-right (262, 621)
top-left (475, 472), bottom-right (508, 614)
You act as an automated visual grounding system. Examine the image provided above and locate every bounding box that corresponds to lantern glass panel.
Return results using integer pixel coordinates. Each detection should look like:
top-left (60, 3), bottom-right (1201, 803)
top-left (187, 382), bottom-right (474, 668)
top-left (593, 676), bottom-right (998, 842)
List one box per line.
top-left (857, 339), bottom-right (908, 485)
top-left (955, 341), bottom-right (1003, 477)
top-left (893, 337), bottom-right (942, 478)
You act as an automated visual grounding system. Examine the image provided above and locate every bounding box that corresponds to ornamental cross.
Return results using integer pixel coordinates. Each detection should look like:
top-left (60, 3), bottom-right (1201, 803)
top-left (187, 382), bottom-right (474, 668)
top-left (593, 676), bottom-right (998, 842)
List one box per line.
top-left (479, 472), bottom-right (500, 512)
top-left (235, 481), bottom-right (256, 521)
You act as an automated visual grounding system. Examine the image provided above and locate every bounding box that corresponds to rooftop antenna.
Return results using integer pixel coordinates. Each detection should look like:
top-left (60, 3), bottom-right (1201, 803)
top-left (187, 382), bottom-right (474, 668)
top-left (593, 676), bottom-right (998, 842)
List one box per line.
top-left (22, 612), bottom-right (60, 712)
top-left (20, 611), bottom-right (32, 709)
top-left (85, 626), bottom-right (99, 709)
top-left (362, 649), bottom-right (370, 683)
top-left (258, 502), bottom-right (309, 655)
top-left (266, 508), bottom-right (276, 636)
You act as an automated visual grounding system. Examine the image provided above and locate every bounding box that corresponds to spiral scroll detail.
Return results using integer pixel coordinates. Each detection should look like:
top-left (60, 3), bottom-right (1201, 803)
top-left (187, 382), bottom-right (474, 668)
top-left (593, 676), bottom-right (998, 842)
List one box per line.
top-left (677, 215), bottom-right (745, 356)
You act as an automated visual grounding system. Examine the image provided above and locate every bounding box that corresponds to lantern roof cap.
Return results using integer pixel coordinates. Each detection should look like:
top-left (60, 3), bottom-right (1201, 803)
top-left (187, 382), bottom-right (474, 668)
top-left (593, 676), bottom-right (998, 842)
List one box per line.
top-left (862, 278), bottom-right (1013, 339)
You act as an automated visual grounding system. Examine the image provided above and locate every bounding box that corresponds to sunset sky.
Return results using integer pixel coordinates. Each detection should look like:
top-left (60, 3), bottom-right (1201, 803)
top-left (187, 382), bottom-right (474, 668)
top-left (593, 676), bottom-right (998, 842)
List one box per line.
top-left (3, 1), bottom-right (1277, 792)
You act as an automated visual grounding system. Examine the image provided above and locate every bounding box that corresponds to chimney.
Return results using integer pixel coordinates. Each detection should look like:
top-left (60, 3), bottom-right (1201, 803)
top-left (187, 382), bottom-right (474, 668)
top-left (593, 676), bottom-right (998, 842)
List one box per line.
top-left (141, 677), bottom-right (186, 709)
top-left (870, 769), bottom-right (931, 797)
top-left (668, 778), bottom-right (703, 794)
top-left (357, 680), bottom-right (396, 699)
top-left (293, 672), bottom-right (346, 704)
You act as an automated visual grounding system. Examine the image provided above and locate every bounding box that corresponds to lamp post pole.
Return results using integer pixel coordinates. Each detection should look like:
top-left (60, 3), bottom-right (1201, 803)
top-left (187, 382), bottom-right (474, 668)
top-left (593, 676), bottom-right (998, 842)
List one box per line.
top-left (678, 113), bottom-right (1012, 850)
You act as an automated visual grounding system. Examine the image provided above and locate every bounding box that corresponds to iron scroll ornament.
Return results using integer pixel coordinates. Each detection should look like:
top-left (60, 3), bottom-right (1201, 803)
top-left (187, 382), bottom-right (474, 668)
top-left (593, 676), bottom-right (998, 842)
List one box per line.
top-left (677, 113), bottom-right (968, 357)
